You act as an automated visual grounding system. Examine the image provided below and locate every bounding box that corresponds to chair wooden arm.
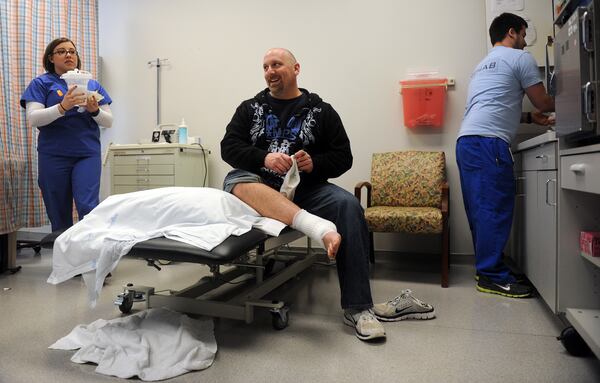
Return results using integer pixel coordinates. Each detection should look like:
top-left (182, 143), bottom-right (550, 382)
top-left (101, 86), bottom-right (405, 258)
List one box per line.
top-left (354, 181), bottom-right (372, 208)
top-left (441, 181), bottom-right (449, 219)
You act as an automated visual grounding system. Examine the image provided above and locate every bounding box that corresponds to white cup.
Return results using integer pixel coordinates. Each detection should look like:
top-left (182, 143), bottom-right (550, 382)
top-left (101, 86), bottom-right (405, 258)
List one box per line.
top-left (61, 70), bottom-right (92, 107)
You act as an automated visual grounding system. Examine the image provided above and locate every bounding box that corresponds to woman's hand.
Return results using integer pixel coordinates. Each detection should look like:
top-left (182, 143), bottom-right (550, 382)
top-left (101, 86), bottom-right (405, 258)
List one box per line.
top-left (85, 95), bottom-right (99, 114)
top-left (60, 85), bottom-right (87, 112)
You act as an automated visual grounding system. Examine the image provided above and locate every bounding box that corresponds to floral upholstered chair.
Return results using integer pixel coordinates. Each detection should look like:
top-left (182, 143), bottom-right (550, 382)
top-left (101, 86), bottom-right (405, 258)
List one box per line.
top-left (355, 151), bottom-right (450, 287)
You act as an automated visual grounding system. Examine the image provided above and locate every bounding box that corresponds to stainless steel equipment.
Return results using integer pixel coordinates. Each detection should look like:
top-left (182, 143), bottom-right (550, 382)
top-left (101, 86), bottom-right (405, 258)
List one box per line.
top-left (554, 0), bottom-right (600, 143)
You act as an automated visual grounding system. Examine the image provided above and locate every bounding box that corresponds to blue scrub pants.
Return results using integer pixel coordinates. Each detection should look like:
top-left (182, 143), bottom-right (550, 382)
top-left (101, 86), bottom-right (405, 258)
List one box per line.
top-left (224, 170), bottom-right (373, 310)
top-left (456, 136), bottom-right (516, 284)
top-left (38, 152), bottom-right (101, 232)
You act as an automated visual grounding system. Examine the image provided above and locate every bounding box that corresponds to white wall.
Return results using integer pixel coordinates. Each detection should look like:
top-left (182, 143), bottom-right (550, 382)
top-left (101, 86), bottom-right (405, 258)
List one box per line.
top-left (98, 0), bottom-right (488, 255)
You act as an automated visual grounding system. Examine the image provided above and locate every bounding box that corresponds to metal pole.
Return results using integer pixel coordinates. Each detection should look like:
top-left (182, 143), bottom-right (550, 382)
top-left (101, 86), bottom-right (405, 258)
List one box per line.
top-left (148, 58), bottom-right (168, 126)
top-left (156, 58), bottom-right (161, 126)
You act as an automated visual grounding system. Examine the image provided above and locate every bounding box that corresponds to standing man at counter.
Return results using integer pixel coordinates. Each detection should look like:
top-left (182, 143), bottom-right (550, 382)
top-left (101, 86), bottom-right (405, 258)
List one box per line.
top-left (456, 13), bottom-right (555, 298)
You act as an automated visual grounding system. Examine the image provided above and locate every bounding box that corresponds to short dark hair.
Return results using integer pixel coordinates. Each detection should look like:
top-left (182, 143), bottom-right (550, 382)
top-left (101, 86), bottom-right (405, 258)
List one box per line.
top-left (43, 37), bottom-right (81, 73)
top-left (489, 13), bottom-right (528, 46)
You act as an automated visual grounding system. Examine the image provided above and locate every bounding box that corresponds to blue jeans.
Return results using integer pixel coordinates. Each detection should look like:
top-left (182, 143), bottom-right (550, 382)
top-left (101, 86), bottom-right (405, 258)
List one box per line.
top-left (224, 169), bottom-right (373, 310)
top-left (456, 136), bottom-right (515, 284)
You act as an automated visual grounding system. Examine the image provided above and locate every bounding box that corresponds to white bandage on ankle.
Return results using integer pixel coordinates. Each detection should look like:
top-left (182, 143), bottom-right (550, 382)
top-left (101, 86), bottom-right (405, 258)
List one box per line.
top-left (291, 209), bottom-right (337, 247)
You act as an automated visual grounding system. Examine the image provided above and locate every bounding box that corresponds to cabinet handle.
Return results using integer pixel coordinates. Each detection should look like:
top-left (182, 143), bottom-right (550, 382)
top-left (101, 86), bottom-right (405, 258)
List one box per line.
top-left (583, 82), bottom-right (596, 123)
top-left (569, 163), bottom-right (586, 174)
top-left (582, 10), bottom-right (593, 53)
top-left (515, 176), bottom-right (525, 196)
top-left (545, 179), bottom-right (557, 207)
top-left (535, 154), bottom-right (547, 159)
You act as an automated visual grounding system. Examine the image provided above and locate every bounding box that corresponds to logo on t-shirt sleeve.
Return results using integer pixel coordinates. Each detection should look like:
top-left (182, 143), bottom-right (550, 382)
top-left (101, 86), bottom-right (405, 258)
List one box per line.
top-left (57, 90), bottom-right (63, 97)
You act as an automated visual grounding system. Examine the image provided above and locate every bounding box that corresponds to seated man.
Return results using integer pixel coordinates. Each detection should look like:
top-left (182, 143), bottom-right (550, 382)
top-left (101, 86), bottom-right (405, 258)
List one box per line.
top-left (221, 48), bottom-right (435, 341)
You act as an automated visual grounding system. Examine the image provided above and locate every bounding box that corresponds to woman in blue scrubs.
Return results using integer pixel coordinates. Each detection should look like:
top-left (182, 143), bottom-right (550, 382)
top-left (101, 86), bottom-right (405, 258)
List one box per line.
top-left (20, 37), bottom-right (113, 231)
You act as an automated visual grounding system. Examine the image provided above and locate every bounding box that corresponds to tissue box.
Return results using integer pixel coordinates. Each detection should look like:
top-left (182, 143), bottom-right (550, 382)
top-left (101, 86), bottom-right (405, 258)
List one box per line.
top-left (580, 231), bottom-right (600, 258)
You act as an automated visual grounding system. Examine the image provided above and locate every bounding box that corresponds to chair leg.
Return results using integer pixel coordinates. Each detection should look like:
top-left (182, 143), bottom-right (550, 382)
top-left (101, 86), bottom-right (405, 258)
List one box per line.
top-left (369, 232), bottom-right (375, 264)
top-left (441, 224), bottom-right (449, 288)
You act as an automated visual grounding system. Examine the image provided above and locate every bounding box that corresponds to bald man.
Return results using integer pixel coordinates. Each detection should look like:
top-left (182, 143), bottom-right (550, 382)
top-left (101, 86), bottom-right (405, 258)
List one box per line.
top-left (220, 48), bottom-right (435, 341)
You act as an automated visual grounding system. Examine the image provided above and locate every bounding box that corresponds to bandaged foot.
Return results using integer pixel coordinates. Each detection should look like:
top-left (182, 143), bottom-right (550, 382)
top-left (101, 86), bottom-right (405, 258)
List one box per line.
top-left (291, 209), bottom-right (341, 259)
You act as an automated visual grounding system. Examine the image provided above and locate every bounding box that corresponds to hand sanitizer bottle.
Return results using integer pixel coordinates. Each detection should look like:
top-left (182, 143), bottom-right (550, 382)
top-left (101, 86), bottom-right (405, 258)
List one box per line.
top-left (178, 118), bottom-right (188, 144)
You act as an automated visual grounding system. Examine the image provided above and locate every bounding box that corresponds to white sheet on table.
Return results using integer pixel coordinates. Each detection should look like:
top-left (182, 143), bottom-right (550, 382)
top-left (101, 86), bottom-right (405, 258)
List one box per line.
top-left (47, 187), bottom-right (286, 306)
top-left (49, 308), bottom-right (216, 381)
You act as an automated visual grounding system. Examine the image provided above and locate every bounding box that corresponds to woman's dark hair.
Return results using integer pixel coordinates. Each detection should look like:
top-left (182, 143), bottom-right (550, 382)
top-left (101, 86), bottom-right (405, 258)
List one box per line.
top-left (43, 37), bottom-right (81, 73)
top-left (489, 13), bottom-right (528, 46)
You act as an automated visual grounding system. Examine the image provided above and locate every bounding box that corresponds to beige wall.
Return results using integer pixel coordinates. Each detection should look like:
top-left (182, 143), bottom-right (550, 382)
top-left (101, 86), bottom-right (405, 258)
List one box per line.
top-left (97, 0), bottom-right (490, 255)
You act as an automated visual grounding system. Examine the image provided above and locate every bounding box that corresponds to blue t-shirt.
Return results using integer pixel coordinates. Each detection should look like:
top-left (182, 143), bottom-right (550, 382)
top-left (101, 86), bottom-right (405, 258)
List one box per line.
top-left (20, 72), bottom-right (112, 156)
top-left (458, 46), bottom-right (541, 144)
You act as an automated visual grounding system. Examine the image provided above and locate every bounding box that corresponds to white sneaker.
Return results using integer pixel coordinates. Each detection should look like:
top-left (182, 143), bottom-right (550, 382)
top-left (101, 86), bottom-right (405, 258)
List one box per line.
top-left (343, 310), bottom-right (386, 341)
top-left (372, 289), bottom-right (435, 322)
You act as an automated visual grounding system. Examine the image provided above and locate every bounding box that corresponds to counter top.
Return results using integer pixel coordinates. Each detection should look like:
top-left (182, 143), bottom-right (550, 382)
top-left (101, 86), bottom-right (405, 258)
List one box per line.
top-left (514, 130), bottom-right (557, 152)
top-left (109, 143), bottom-right (208, 151)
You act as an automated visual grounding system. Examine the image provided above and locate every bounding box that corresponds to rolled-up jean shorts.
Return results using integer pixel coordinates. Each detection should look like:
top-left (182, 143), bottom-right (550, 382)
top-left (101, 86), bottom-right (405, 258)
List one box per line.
top-left (223, 169), bottom-right (264, 193)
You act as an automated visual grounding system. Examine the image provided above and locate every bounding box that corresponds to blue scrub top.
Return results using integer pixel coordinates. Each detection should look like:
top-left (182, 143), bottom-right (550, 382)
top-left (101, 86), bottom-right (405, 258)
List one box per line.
top-left (20, 72), bottom-right (112, 157)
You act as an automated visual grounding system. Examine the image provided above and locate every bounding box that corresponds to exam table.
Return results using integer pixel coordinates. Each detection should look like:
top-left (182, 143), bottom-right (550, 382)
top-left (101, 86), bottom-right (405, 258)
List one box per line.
top-left (42, 227), bottom-right (319, 330)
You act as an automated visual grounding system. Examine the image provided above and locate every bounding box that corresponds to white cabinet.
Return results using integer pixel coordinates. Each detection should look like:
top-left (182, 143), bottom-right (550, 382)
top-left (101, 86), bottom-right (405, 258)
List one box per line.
top-left (514, 140), bottom-right (559, 312)
top-left (108, 143), bottom-right (209, 195)
top-left (558, 143), bottom-right (600, 358)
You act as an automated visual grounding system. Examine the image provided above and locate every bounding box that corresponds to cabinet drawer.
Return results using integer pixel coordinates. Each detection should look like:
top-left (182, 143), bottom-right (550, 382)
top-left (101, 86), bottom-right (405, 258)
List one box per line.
top-left (561, 151), bottom-right (600, 194)
top-left (113, 175), bottom-right (175, 186)
top-left (522, 143), bottom-right (557, 171)
top-left (112, 185), bottom-right (165, 194)
top-left (112, 164), bottom-right (174, 175)
top-left (112, 153), bottom-right (175, 165)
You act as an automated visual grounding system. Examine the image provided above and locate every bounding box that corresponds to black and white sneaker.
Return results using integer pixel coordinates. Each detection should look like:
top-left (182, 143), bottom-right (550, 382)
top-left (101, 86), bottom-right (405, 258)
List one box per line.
top-left (475, 272), bottom-right (527, 284)
top-left (372, 289), bottom-right (435, 322)
top-left (343, 310), bottom-right (386, 341)
top-left (476, 275), bottom-right (532, 298)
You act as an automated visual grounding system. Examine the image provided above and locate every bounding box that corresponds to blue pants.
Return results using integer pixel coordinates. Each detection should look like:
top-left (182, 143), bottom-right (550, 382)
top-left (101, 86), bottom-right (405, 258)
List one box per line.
top-left (224, 170), bottom-right (373, 310)
top-left (38, 152), bottom-right (101, 232)
top-left (456, 136), bottom-right (515, 284)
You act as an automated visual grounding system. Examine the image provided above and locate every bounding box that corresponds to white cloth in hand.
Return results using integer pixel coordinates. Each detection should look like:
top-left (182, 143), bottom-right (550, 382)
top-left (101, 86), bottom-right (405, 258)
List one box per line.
top-left (280, 155), bottom-right (300, 200)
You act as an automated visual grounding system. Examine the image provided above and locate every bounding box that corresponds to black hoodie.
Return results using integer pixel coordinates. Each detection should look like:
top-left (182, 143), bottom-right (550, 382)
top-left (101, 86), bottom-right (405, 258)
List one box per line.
top-left (221, 88), bottom-right (353, 189)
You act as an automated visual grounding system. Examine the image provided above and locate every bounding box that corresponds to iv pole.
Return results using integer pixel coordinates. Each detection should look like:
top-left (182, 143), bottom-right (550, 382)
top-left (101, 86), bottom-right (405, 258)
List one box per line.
top-left (147, 58), bottom-right (169, 126)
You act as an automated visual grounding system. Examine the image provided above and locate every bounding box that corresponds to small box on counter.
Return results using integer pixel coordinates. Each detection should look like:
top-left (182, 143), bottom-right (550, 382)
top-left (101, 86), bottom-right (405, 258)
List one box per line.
top-left (580, 231), bottom-right (600, 258)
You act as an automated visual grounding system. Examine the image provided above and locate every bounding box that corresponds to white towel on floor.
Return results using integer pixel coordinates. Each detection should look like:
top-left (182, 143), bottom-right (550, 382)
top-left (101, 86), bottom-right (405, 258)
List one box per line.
top-left (49, 308), bottom-right (217, 381)
top-left (47, 187), bottom-right (286, 306)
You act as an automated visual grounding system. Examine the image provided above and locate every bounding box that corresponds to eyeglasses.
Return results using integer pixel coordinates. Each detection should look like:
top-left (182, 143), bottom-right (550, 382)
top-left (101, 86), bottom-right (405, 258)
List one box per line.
top-left (52, 49), bottom-right (78, 56)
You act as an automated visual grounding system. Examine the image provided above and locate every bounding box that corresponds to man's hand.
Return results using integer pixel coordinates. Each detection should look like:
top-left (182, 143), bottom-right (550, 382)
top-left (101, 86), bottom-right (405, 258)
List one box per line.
top-left (532, 110), bottom-right (555, 126)
top-left (294, 150), bottom-right (313, 173)
top-left (264, 152), bottom-right (293, 174)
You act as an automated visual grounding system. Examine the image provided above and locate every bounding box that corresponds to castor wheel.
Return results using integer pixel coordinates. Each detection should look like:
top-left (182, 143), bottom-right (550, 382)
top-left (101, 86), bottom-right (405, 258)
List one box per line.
top-left (270, 305), bottom-right (289, 330)
top-left (118, 293), bottom-right (133, 314)
top-left (557, 326), bottom-right (592, 357)
top-left (33, 246), bottom-right (42, 254)
top-left (116, 292), bottom-right (134, 314)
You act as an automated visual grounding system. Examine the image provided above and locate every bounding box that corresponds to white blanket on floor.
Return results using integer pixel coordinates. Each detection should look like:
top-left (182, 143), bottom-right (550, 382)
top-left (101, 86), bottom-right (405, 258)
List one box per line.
top-left (49, 308), bottom-right (217, 381)
top-left (47, 187), bottom-right (286, 305)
